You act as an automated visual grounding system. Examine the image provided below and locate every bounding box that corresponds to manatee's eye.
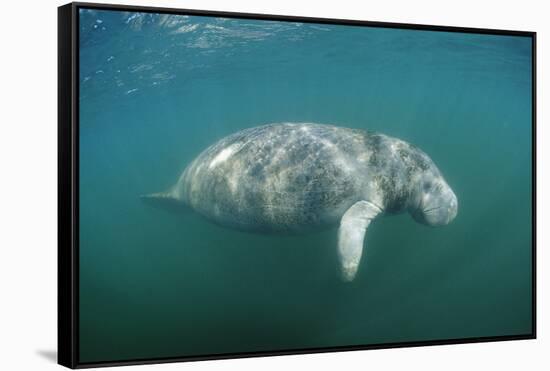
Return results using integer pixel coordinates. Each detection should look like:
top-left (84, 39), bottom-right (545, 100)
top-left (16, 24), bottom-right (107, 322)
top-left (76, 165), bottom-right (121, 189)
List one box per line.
top-left (423, 181), bottom-right (432, 191)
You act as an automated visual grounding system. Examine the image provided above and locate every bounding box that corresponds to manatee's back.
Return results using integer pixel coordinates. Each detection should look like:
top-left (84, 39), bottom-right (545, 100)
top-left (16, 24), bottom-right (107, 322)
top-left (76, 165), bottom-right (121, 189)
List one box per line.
top-left (179, 123), bottom-right (366, 233)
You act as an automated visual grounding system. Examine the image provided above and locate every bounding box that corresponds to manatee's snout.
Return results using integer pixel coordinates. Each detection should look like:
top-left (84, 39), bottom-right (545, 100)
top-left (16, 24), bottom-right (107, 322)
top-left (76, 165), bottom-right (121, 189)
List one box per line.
top-left (412, 181), bottom-right (458, 226)
top-left (423, 191), bottom-right (457, 226)
top-left (447, 192), bottom-right (458, 223)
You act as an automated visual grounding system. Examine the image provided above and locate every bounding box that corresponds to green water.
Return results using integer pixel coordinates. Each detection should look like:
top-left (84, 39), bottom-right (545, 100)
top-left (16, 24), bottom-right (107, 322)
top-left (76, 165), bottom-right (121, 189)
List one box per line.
top-left (78, 8), bottom-right (533, 363)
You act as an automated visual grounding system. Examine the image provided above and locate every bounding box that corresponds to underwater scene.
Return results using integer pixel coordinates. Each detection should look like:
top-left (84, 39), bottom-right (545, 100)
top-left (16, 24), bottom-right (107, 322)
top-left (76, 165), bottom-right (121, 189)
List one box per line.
top-left (78, 8), bottom-right (533, 363)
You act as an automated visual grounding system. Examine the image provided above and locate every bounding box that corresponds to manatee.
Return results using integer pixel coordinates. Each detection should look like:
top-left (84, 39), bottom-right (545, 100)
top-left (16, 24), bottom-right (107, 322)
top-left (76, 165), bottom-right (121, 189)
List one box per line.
top-left (143, 123), bottom-right (458, 281)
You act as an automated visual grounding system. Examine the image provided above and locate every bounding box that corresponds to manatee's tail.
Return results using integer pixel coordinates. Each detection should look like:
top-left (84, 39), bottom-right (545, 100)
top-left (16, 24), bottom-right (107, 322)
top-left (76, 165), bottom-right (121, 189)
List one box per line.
top-left (140, 189), bottom-right (189, 213)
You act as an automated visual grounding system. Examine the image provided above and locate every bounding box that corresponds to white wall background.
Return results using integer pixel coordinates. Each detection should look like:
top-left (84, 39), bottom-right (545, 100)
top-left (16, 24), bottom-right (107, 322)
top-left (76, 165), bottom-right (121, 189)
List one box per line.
top-left (0, 0), bottom-right (546, 369)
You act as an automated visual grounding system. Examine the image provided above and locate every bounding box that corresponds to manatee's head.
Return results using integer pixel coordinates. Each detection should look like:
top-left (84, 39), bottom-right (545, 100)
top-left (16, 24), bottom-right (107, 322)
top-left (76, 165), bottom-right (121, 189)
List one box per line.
top-left (411, 170), bottom-right (458, 227)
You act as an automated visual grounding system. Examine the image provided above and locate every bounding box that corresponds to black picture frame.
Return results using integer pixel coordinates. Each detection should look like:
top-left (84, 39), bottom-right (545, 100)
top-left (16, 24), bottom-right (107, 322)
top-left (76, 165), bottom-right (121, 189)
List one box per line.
top-left (58, 2), bottom-right (537, 369)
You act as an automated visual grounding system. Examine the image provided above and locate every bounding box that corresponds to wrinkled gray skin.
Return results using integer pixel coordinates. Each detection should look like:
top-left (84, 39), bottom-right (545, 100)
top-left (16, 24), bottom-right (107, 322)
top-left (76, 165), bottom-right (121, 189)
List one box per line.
top-left (145, 123), bottom-right (458, 280)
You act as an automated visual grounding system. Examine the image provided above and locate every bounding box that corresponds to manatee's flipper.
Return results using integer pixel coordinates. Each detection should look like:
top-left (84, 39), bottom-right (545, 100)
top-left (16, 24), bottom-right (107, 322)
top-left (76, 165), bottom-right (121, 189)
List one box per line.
top-left (338, 201), bottom-right (382, 282)
top-left (140, 189), bottom-right (188, 213)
